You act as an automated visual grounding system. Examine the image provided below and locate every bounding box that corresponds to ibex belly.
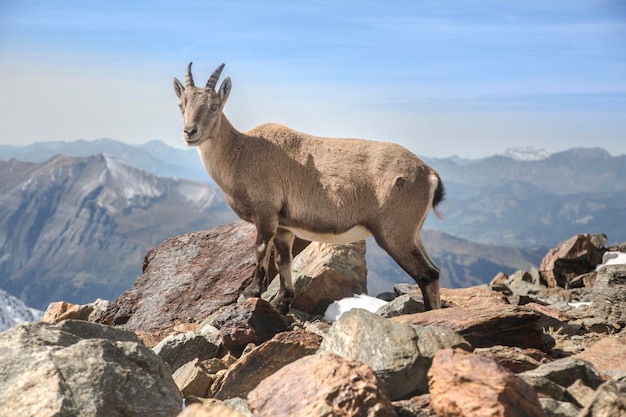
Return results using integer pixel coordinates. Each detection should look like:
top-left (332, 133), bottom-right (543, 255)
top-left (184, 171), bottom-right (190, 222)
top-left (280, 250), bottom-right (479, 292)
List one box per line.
top-left (281, 225), bottom-right (371, 245)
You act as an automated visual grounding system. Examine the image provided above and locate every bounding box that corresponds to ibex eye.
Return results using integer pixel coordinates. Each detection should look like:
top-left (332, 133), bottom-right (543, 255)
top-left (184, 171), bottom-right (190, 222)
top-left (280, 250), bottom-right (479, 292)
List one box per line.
top-left (210, 104), bottom-right (218, 112)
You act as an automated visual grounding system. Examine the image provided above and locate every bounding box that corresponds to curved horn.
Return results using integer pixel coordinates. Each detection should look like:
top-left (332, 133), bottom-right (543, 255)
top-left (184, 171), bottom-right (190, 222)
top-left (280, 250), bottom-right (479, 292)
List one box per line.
top-left (206, 63), bottom-right (225, 90)
top-left (185, 62), bottom-right (195, 87)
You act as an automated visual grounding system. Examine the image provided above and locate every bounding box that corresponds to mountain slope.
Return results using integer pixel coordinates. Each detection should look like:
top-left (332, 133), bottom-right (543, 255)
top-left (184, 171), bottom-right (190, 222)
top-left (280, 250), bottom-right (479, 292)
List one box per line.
top-left (0, 154), bottom-right (234, 309)
top-left (0, 287), bottom-right (43, 332)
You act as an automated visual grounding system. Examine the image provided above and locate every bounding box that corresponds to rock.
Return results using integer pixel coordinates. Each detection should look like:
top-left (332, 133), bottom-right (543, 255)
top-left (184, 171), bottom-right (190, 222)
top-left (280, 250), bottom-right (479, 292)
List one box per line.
top-left (178, 402), bottom-right (247, 417)
top-left (99, 220), bottom-right (258, 333)
top-left (577, 377), bottom-right (626, 417)
top-left (42, 300), bottom-right (94, 323)
top-left (376, 294), bottom-right (425, 318)
top-left (153, 329), bottom-right (223, 373)
top-left (538, 398), bottom-right (581, 417)
top-left (474, 345), bottom-right (544, 373)
top-left (391, 304), bottom-right (548, 351)
top-left (395, 285), bottom-right (509, 308)
top-left (392, 394), bottom-right (435, 417)
top-left (589, 264), bottom-right (626, 329)
top-left (174, 358), bottom-right (215, 398)
top-left (263, 240), bottom-right (367, 315)
top-left (0, 320), bottom-right (182, 417)
top-left (209, 297), bottom-right (291, 355)
top-left (247, 351), bottom-right (397, 417)
top-left (520, 358), bottom-right (605, 408)
top-left (428, 348), bottom-right (545, 417)
top-left (573, 335), bottom-right (626, 379)
top-left (539, 234), bottom-right (606, 288)
top-left (318, 308), bottom-right (471, 400)
top-left (214, 329), bottom-right (322, 400)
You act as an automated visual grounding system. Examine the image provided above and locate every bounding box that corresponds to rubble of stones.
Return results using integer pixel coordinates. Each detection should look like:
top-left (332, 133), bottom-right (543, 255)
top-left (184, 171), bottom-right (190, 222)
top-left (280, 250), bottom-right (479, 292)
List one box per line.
top-left (1, 222), bottom-right (625, 417)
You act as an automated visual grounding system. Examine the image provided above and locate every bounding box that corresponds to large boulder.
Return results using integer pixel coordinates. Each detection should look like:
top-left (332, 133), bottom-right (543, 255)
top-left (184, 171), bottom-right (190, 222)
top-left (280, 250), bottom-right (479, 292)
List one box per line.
top-left (264, 240), bottom-right (367, 315)
top-left (0, 320), bottom-right (182, 417)
top-left (539, 234), bottom-right (606, 288)
top-left (318, 308), bottom-right (471, 400)
top-left (247, 351), bottom-right (397, 417)
top-left (99, 220), bottom-right (258, 332)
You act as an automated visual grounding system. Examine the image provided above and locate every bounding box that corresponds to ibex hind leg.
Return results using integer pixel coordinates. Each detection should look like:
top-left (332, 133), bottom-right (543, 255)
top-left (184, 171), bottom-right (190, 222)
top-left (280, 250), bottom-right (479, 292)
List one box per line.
top-left (375, 234), bottom-right (441, 310)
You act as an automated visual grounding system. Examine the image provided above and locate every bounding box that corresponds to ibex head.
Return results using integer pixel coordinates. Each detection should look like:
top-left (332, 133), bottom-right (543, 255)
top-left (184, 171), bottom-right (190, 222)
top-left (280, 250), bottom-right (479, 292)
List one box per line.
top-left (173, 62), bottom-right (232, 146)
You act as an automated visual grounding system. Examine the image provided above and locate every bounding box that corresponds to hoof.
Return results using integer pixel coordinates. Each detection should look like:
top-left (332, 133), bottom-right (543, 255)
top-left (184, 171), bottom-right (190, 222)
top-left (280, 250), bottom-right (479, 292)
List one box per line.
top-left (270, 297), bottom-right (291, 315)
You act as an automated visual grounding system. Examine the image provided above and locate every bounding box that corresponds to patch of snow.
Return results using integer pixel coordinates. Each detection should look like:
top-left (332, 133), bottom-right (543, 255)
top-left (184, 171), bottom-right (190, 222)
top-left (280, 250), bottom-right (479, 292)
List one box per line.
top-left (323, 294), bottom-right (388, 322)
top-left (502, 147), bottom-right (551, 161)
top-left (567, 302), bottom-right (591, 309)
top-left (599, 251), bottom-right (626, 268)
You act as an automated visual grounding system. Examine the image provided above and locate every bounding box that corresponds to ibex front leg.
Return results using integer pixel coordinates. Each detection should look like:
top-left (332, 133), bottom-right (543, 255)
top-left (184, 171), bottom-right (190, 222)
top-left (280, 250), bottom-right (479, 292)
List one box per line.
top-left (241, 215), bottom-right (277, 301)
top-left (272, 228), bottom-right (295, 314)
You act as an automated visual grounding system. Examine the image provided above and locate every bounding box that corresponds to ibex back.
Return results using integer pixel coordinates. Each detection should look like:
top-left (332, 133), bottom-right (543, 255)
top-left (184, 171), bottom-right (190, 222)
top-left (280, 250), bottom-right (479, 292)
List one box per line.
top-left (173, 63), bottom-right (445, 313)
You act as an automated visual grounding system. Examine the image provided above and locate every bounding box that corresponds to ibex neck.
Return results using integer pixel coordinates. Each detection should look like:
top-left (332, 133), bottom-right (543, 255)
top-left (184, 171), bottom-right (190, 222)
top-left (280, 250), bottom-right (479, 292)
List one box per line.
top-left (197, 113), bottom-right (244, 190)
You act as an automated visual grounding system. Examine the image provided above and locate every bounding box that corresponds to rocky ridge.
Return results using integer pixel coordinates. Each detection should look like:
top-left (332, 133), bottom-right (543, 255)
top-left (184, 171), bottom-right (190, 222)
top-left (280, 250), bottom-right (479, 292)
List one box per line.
top-left (1, 222), bottom-right (625, 416)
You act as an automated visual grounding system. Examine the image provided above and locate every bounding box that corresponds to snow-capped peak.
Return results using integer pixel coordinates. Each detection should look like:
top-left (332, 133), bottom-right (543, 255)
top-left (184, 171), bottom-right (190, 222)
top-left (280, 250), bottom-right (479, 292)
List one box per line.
top-left (502, 147), bottom-right (551, 161)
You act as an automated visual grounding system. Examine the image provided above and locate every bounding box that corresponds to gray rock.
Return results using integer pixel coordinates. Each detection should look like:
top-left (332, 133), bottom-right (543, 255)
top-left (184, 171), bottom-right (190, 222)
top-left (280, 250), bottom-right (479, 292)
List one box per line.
top-left (577, 377), bottom-right (626, 417)
top-left (0, 321), bottom-right (182, 417)
top-left (589, 264), bottom-right (626, 329)
top-left (520, 358), bottom-right (604, 407)
top-left (318, 308), bottom-right (471, 400)
top-left (376, 294), bottom-right (425, 318)
top-left (538, 398), bottom-right (580, 417)
top-left (153, 330), bottom-right (222, 373)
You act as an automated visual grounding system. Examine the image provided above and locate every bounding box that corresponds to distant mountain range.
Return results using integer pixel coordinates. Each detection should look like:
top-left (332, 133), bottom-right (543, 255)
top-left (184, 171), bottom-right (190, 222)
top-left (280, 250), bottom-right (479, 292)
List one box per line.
top-left (0, 154), bottom-right (233, 310)
top-left (423, 147), bottom-right (626, 247)
top-left (0, 139), bottom-right (209, 183)
top-left (1, 139), bottom-right (624, 316)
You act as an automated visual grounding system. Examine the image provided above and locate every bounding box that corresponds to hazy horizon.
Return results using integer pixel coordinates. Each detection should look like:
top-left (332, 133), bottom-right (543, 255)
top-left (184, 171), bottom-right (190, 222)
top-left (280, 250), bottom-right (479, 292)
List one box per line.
top-left (1, 1), bottom-right (625, 159)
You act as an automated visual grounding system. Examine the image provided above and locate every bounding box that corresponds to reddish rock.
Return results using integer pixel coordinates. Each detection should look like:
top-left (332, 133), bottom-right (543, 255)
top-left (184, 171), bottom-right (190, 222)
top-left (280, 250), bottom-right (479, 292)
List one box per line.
top-left (573, 335), bottom-right (626, 377)
top-left (474, 345), bottom-right (545, 373)
top-left (247, 351), bottom-right (397, 417)
top-left (391, 304), bottom-right (547, 351)
top-left (539, 234), bottom-right (606, 288)
top-left (98, 221), bottom-right (258, 333)
top-left (214, 329), bottom-right (322, 400)
top-left (210, 298), bottom-right (291, 355)
top-left (428, 348), bottom-right (545, 417)
top-left (395, 285), bottom-right (509, 308)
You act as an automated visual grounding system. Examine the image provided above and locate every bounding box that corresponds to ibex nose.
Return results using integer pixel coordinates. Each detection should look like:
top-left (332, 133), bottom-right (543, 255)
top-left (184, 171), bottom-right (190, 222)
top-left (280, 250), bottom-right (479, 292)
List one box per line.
top-left (184, 126), bottom-right (197, 139)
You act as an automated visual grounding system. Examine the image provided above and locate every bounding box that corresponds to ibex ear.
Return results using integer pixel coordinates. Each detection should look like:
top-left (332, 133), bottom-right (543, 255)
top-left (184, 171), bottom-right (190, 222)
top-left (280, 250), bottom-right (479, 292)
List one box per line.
top-left (219, 77), bottom-right (231, 104)
top-left (173, 77), bottom-right (184, 98)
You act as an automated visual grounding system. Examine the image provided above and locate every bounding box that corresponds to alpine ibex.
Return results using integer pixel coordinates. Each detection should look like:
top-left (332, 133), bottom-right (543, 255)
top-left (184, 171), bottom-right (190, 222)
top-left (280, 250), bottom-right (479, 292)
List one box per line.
top-left (173, 63), bottom-right (445, 313)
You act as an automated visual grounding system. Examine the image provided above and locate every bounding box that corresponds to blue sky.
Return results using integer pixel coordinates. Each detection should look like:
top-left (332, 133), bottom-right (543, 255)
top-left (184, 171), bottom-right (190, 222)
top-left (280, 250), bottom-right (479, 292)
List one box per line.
top-left (1, 0), bottom-right (625, 158)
